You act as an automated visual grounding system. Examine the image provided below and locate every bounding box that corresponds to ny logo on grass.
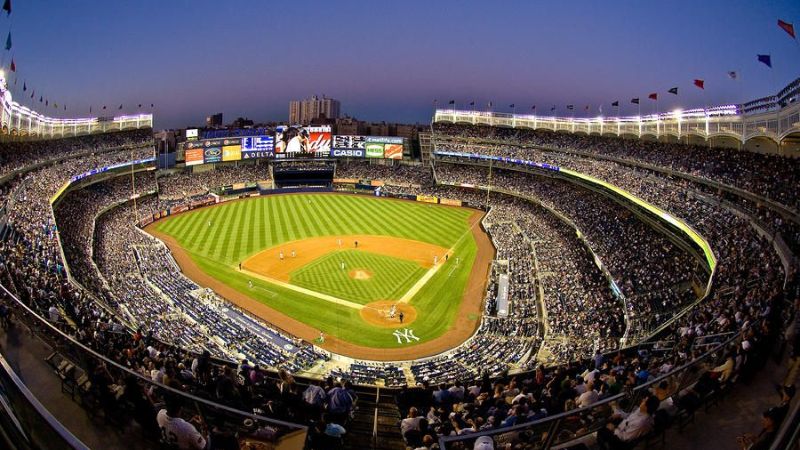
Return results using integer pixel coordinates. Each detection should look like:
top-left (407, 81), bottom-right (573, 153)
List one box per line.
top-left (393, 328), bottom-right (420, 344)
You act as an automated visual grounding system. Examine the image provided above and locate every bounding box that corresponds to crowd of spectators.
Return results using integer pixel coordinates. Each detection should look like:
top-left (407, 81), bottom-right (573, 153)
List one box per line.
top-left (336, 161), bottom-right (432, 187)
top-left (433, 122), bottom-right (800, 255)
top-left (329, 362), bottom-right (406, 387)
top-left (433, 122), bottom-right (800, 211)
top-left (435, 162), bottom-right (699, 338)
top-left (0, 126), bottom-right (796, 449)
top-left (0, 129), bottom-right (152, 177)
top-left (157, 162), bottom-right (271, 199)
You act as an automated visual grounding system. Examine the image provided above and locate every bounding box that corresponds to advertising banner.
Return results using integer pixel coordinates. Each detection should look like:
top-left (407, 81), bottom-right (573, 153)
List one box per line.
top-left (366, 136), bottom-right (403, 144)
top-left (365, 136), bottom-right (403, 144)
top-left (416, 195), bottom-right (438, 204)
top-left (186, 129), bottom-right (199, 140)
top-left (222, 145), bottom-right (242, 162)
top-left (439, 198), bottom-right (463, 207)
top-left (186, 139), bottom-right (226, 150)
top-left (330, 148), bottom-right (365, 158)
top-left (186, 148), bottom-right (204, 166)
top-left (242, 149), bottom-right (274, 159)
top-left (365, 143), bottom-right (384, 158)
top-left (383, 144), bottom-right (403, 160)
top-left (333, 135), bottom-right (367, 149)
top-left (204, 147), bottom-right (222, 164)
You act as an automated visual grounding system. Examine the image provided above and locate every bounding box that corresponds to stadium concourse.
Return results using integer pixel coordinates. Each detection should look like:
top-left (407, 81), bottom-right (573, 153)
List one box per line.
top-left (0, 123), bottom-right (796, 450)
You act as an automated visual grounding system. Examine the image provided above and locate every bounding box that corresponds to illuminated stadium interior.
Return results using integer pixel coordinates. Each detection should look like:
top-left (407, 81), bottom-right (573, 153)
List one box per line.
top-left (0, 2), bottom-right (799, 450)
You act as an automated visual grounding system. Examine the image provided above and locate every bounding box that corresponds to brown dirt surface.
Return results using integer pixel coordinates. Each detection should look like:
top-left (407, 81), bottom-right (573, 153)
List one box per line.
top-left (349, 269), bottom-right (372, 280)
top-left (359, 300), bottom-right (417, 327)
top-left (241, 235), bottom-right (446, 282)
top-left (144, 193), bottom-right (495, 361)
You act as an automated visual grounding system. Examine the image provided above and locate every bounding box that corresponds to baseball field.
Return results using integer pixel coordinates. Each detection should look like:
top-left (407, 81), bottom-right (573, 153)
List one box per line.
top-left (146, 193), bottom-right (493, 360)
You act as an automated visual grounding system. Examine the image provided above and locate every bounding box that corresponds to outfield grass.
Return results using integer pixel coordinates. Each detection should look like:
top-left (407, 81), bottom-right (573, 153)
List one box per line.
top-left (153, 194), bottom-right (479, 348)
top-left (291, 250), bottom-right (426, 305)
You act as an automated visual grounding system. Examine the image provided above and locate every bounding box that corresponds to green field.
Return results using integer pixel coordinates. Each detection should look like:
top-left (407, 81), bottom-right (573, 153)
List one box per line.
top-left (291, 250), bottom-right (426, 304)
top-left (152, 194), bottom-right (480, 349)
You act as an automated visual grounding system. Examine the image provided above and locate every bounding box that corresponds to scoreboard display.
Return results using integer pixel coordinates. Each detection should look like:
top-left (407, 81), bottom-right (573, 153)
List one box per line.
top-left (182, 126), bottom-right (404, 164)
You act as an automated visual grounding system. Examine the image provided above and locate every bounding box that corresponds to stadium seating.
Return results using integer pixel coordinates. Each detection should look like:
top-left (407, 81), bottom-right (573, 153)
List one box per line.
top-left (0, 125), bottom-right (796, 450)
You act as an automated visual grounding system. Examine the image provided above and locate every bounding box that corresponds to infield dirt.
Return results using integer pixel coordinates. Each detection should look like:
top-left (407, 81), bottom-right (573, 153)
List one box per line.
top-left (241, 235), bottom-right (446, 283)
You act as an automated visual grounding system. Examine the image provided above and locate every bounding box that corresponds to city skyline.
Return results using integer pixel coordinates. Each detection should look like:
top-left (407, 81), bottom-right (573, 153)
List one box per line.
top-left (1, 0), bottom-right (799, 129)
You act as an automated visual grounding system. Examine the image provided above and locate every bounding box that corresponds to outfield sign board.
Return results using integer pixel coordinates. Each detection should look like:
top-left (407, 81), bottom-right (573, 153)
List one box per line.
top-left (222, 145), bottom-right (242, 161)
top-left (330, 148), bottom-right (366, 158)
top-left (365, 143), bottom-right (385, 158)
top-left (185, 148), bottom-right (204, 166)
top-left (203, 147), bottom-right (222, 164)
top-left (333, 135), bottom-right (402, 159)
top-left (242, 136), bottom-right (275, 159)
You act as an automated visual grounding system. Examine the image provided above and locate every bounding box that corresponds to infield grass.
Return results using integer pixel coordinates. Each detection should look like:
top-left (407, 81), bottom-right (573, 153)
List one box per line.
top-left (291, 250), bottom-right (426, 304)
top-left (152, 194), bottom-right (479, 349)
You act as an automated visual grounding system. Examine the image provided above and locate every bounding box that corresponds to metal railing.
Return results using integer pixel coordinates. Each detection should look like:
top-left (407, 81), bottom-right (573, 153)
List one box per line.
top-left (0, 282), bottom-right (309, 449)
top-left (438, 330), bottom-right (741, 449)
top-left (0, 353), bottom-right (89, 450)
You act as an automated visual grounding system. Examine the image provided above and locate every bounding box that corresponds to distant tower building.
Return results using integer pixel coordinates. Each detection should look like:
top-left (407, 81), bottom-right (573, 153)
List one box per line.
top-left (289, 95), bottom-right (341, 125)
top-left (206, 113), bottom-right (223, 128)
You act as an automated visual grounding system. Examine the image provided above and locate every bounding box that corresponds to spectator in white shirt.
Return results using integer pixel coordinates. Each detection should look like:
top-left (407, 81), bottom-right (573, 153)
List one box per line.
top-left (576, 381), bottom-right (600, 408)
top-left (597, 395), bottom-right (659, 449)
top-left (156, 401), bottom-right (208, 450)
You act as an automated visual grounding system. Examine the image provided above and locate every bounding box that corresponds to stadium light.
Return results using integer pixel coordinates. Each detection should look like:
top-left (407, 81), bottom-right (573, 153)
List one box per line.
top-left (672, 109), bottom-right (683, 120)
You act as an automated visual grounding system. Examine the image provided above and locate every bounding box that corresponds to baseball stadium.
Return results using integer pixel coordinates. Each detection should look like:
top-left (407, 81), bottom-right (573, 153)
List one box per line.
top-left (0, 2), bottom-right (799, 450)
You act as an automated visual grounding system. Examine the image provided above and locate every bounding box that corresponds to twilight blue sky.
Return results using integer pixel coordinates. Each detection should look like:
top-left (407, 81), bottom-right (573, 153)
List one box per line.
top-left (3, 0), bottom-right (799, 129)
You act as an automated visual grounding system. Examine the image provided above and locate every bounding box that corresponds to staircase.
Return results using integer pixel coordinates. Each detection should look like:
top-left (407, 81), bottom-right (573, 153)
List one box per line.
top-left (345, 387), bottom-right (404, 450)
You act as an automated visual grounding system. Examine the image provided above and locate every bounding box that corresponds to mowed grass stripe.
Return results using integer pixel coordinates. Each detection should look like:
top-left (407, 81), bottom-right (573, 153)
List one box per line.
top-left (211, 201), bottom-right (238, 260)
top-left (315, 194), bottom-right (346, 235)
top-left (227, 201), bottom-right (248, 263)
top-left (267, 195), bottom-right (279, 246)
top-left (300, 196), bottom-right (325, 236)
top-left (334, 196), bottom-right (377, 234)
top-left (317, 195), bottom-right (348, 235)
top-left (310, 194), bottom-right (343, 236)
top-left (197, 205), bottom-right (227, 254)
top-left (222, 202), bottom-right (243, 258)
top-left (287, 195), bottom-right (313, 238)
top-left (278, 196), bottom-right (297, 242)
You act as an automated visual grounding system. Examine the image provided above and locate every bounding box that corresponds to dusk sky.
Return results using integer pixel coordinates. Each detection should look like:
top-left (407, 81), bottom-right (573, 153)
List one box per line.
top-left (3, 0), bottom-right (799, 129)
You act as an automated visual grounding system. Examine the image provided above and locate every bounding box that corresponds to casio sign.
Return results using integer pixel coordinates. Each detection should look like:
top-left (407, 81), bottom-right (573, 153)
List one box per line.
top-left (332, 149), bottom-right (364, 157)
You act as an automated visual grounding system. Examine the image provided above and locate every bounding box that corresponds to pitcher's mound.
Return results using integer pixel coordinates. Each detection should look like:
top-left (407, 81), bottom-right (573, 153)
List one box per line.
top-left (349, 269), bottom-right (373, 280)
top-left (360, 300), bottom-right (417, 328)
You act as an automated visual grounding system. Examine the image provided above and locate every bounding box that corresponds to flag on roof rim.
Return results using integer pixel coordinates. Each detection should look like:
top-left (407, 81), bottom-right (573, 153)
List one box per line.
top-left (778, 19), bottom-right (795, 39)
